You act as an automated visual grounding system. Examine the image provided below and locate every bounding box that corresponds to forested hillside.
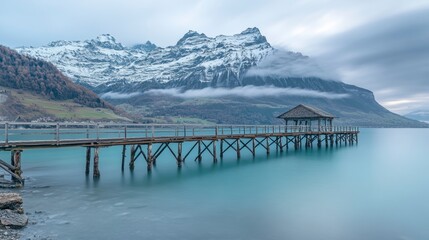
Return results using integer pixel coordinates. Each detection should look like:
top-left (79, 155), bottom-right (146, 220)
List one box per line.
top-left (0, 45), bottom-right (129, 122)
top-left (0, 45), bottom-right (107, 108)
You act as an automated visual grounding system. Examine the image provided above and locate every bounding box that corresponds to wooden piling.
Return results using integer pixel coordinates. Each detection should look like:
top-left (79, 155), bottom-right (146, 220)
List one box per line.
top-left (236, 139), bottom-right (241, 159)
top-left (85, 147), bottom-right (91, 175)
top-left (266, 137), bottom-right (270, 154)
top-left (305, 135), bottom-right (308, 148)
top-left (213, 140), bottom-right (217, 162)
top-left (198, 141), bottom-right (202, 162)
top-left (276, 137), bottom-right (279, 151)
top-left (147, 144), bottom-right (153, 171)
top-left (286, 137), bottom-right (289, 150)
top-left (177, 142), bottom-right (182, 167)
top-left (121, 145), bottom-right (126, 171)
top-left (11, 150), bottom-right (22, 182)
top-left (294, 136), bottom-right (299, 150)
top-left (316, 135), bottom-right (321, 148)
top-left (93, 147), bottom-right (100, 178)
top-left (220, 139), bottom-right (224, 158)
top-left (129, 145), bottom-right (135, 170)
top-left (252, 138), bottom-right (256, 156)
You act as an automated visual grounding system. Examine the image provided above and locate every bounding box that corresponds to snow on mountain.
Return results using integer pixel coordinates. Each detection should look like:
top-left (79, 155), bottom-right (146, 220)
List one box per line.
top-left (13, 28), bottom-right (428, 127)
top-left (16, 28), bottom-right (275, 88)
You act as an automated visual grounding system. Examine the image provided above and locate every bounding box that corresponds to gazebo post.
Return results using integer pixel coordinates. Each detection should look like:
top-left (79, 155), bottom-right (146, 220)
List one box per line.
top-left (285, 120), bottom-right (288, 132)
top-left (318, 119), bottom-right (321, 132)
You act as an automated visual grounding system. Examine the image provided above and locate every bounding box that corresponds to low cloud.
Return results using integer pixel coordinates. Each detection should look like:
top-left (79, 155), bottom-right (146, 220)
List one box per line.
top-left (145, 85), bottom-right (349, 99)
top-left (246, 49), bottom-right (337, 80)
top-left (100, 91), bottom-right (141, 99)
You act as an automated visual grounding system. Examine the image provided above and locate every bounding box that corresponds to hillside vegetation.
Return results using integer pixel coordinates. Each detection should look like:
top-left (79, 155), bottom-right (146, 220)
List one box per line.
top-left (0, 45), bottom-right (128, 122)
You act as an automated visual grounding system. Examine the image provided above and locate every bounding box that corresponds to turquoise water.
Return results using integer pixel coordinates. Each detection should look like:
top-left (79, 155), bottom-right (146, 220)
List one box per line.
top-left (1, 128), bottom-right (429, 240)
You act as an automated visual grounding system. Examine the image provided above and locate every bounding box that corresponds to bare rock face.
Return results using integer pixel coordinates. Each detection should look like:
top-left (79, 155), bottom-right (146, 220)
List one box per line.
top-left (0, 209), bottom-right (28, 228)
top-left (0, 193), bottom-right (23, 210)
top-left (0, 193), bottom-right (27, 229)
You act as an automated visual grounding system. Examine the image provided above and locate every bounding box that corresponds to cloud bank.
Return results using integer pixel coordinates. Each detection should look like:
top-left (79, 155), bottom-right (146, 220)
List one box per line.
top-left (100, 91), bottom-right (141, 99)
top-left (145, 85), bottom-right (349, 99)
top-left (246, 50), bottom-right (337, 80)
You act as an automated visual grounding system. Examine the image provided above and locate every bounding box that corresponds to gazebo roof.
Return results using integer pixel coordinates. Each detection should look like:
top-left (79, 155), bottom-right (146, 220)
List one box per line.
top-left (277, 104), bottom-right (335, 120)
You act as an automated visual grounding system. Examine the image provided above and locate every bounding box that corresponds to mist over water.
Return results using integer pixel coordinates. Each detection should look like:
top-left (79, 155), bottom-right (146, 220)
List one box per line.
top-left (2, 129), bottom-right (429, 240)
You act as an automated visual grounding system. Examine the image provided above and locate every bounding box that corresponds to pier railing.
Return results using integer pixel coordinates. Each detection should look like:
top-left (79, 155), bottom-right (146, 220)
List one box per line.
top-left (0, 122), bottom-right (359, 145)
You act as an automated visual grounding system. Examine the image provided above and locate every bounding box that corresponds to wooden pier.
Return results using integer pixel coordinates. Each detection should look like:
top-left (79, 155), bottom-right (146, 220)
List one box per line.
top-left (0, 122), bottom-right (359, 184)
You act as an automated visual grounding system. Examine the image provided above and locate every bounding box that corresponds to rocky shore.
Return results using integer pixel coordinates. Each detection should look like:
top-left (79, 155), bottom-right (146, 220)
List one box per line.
top-left (0, 192), bottom-right (28, 240)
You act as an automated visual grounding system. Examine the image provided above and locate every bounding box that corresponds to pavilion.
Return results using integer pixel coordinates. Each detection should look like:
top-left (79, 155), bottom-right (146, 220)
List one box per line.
top-left (277, 104), bottom-right (335, 131)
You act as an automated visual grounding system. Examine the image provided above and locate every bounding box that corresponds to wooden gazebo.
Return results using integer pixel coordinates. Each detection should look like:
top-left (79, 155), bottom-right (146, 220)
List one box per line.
top-left (277, 104), bottom-right (335, 131)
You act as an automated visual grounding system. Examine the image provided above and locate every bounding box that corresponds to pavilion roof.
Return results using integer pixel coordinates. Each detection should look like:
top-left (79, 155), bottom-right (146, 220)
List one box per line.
top-left (277, 104), bottom-right (335, 120)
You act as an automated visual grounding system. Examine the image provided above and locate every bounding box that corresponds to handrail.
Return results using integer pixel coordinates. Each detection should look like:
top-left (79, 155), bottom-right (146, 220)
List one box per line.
top-left (0, 122), bottom-right (360, 145)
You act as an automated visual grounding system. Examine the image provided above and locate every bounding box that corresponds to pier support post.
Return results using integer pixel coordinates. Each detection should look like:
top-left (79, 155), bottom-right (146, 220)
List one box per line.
top-left (279, 137), bottom-right (283, 152)
top-left (305, 135), bottom-right (308, 148)
top-left (147, 144), bottom-right (153, 171)
top-left (85, 147), bottom-right (91, 175)
top-left (317, 135), bottom-right (322, 148)
top-left (294, 136), bottom-right (297, 150)
top-left (325, 134), bottom-right (328, 148)
top-left (198, 141), bottom-right (202, 162)
top-left (330, 135), bottom-right (334, 147)
top-left (177, 143), bottom-right (182, 168)
top-left (220, 140), bottom-right (224, 159)
top-left (286, 137), bottom-right (289, 150)
top-left (236, 139), bottom-right (241, 159)
top-left (276, 137), bottom-right (279, 152)
top-left (252, 138), bottom-right (256, 156)
top-left (213, 140), bottom-right (217, 162)
top-left (93, 147), bottom-right (100, 178)
top-left (129, 145), bottom-right (135, 170)
top-left (266, 137), bottom-right (270, 154)
top-left (11, 150), bottom-right (22, 182)
top-left (121, 145), bottom-right (126, 172)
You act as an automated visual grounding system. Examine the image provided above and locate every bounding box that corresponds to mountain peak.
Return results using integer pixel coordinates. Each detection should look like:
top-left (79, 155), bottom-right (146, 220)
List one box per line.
top-left (235, 27), bottom-right (269, 47)
top-left (95, 34), bottom-right (117, 43)
top-left (240, 27), bottom-right (262, 35)
top-left (132, 41), bottom-right (158, 52)
top-left (176, 30), bottom-right (208, 45)
top-left (89, 34), bottom-right (124, 50)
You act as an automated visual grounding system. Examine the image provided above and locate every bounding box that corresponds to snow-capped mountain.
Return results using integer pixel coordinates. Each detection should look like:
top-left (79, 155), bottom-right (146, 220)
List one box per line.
top-left (17, 28), bottom-right (275, 90)
top-left (14, 28), bottom-right (427, 127)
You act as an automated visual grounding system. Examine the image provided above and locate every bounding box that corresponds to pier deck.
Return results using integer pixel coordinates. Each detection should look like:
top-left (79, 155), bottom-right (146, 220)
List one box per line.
top-left (0, 122), bottom-right (359, 183)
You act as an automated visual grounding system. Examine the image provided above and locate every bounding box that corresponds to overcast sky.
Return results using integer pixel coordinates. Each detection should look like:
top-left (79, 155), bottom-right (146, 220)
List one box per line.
top-left (1, 0), bottom-right (428, 114)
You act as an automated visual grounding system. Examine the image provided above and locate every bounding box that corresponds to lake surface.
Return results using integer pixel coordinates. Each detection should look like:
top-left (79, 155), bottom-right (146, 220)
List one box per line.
top-left (1, 128), bottom-right (429, 240)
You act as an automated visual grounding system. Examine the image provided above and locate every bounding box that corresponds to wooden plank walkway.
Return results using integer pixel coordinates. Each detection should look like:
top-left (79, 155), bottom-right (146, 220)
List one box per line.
top-left (0, 122), bottom-right (359, 183)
